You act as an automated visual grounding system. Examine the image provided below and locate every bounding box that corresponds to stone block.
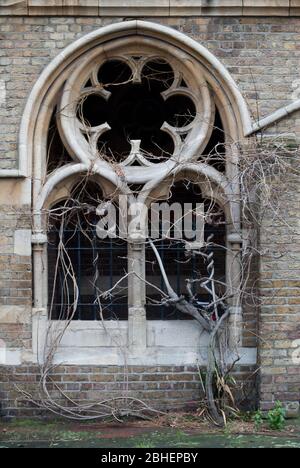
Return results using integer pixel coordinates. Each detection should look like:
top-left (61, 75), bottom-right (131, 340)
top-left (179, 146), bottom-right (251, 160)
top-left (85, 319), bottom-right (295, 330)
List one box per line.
top-left (170, 1), bottom-right (202, 16)
top-left (99, 0), bottom-right (169, 16)
top-left (0, 305), bottom-right (30, 324)
top-left (284, 401), bottom-right (300, 419)
top-left (201, 0), bottom-right (242, 16)
top-left (28, 0), bottom-right (98, 16)
top-left (243, 0), bottom-right (289, 16)
top-left (13, 229), bottom-right (31, 257)
top-left (0, 1), bottom-right (28, 15)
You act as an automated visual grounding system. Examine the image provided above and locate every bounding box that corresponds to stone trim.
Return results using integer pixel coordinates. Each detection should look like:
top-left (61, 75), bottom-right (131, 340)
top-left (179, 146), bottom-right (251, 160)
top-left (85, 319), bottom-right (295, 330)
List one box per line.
top-left (248, 99), bottom-right (300, 136)
top-left (31, 309), bottom-right (257, 366)
top-left (1, 1), bottom-right (300, 17)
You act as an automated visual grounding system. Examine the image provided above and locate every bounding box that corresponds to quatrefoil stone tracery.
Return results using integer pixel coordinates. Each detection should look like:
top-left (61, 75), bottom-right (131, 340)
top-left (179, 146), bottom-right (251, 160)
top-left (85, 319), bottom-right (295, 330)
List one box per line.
top-left (58, 41), bottom-right (213, 183)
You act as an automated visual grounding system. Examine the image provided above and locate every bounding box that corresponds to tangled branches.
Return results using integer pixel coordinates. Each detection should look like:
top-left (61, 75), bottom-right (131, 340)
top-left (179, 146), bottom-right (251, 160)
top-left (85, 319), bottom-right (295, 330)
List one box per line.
top-left (21, 58), bottom-right (299, 425)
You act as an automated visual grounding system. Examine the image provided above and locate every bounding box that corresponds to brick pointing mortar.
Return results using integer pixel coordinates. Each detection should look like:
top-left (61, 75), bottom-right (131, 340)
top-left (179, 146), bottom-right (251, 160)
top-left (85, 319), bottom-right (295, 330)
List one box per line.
top-left (0, 365), bottom-right (258, 418)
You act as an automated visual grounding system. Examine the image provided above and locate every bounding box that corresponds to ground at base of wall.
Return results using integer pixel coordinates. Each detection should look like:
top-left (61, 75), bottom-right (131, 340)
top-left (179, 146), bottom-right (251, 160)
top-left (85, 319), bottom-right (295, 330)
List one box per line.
top-left (0, 415), bottom-right (299, 448)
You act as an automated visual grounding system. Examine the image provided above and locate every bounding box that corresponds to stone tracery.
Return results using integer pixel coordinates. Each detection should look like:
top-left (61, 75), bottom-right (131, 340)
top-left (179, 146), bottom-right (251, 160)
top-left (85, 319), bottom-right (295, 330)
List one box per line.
top-left (57, 41), bottom-right (214, 179)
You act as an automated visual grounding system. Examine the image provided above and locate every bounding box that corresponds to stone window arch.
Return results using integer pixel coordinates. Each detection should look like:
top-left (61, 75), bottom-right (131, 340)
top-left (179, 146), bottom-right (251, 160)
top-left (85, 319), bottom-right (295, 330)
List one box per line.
top-left (27, 21), bottom-right (245, 365)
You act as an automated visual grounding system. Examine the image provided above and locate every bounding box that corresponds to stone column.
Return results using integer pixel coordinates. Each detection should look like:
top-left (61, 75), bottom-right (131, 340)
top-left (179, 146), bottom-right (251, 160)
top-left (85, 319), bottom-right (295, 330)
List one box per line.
top-left (31, 231), bottom-right (48, 363)
top-left (32, 231), bottom-right (48, 309)
top-left (227, 232), bottom-right (243, 350)
top-left (127, 231), bottom-right (147, 353)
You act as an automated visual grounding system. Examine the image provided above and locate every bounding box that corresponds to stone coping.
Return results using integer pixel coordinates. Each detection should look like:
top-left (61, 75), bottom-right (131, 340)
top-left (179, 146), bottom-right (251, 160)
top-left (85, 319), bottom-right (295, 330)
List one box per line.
top-left (1, 1), bottom-right (300, 17)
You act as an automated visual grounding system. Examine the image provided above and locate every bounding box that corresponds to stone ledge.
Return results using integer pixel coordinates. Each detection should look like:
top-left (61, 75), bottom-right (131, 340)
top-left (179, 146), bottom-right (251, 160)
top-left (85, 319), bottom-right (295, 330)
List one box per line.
top-left (1, 1), bottom-right (300, 16)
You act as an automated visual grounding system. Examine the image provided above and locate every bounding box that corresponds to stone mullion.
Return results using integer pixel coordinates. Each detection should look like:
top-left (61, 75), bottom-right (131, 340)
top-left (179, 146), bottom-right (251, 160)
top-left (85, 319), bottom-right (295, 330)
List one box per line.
top-left (226, 143), bottom-right (243, 348)
top-left (127, 239), bottom-right (147, 352)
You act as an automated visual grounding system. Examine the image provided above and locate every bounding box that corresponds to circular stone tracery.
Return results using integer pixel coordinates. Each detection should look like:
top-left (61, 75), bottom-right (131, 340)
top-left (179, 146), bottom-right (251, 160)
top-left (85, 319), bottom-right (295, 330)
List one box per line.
top-left (58, 39), bottom-right (213, 175)
top-left (78, 59), bottom-right (196, 162)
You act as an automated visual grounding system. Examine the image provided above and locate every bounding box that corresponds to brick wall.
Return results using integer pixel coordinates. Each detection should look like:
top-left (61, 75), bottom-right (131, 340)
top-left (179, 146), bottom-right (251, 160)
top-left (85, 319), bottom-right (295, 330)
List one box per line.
top-left (259, 156), bottom-right (300, 410)
top-left (0, 205), bottom-right (32, 350)
top-left (0, 364), bottom-right (257, 418)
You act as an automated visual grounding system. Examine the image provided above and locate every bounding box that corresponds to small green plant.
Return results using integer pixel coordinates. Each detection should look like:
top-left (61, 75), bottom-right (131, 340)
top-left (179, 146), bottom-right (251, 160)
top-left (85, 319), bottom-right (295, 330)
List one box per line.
top-left (267, 401), bottom-right (286, 431)
top-left (253, 410), bottom-right (264, 431)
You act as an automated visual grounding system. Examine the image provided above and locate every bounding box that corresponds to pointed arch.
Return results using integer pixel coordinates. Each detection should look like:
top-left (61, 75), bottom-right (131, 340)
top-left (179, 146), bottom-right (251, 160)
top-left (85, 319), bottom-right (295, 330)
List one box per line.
top-left (19, 20), bottom-right (253, 179)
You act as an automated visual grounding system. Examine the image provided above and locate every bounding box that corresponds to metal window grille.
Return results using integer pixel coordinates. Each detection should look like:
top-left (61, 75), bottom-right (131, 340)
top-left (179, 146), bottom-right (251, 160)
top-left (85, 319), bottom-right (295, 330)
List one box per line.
top-left (48, 224), bottom-right (128, 321)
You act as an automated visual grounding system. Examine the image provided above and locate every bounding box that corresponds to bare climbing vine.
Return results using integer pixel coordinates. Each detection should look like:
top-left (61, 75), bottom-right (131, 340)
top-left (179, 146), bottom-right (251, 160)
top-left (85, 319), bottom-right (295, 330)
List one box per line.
top-left (16, 60), bottom-right (299, 426)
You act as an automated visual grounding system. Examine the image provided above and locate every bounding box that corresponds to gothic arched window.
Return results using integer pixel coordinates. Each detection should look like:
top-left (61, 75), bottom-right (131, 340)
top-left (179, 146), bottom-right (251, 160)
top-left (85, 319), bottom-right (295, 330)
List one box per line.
top-left (44, 42), bottom-right (229, 324)
top-left (27, 22), bottom-right (244, 365)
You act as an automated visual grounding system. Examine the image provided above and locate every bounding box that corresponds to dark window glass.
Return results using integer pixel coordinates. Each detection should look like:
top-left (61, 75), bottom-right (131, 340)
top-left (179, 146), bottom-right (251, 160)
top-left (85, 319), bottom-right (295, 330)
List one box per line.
top-left (146, 182), bottom-right (226, 320)
top-left (48, 182), bottom-right (128, 320)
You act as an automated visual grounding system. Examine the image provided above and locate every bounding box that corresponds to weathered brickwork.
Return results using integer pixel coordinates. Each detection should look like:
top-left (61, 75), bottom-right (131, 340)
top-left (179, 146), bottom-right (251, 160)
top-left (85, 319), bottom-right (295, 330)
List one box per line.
top-left (0, 205), bottom-right (32, 350)
top-left (0, 13), bottom-right (299, 416)
top-left (0, 365), bottom-right (257, 418)
top-left (259, 158), bottom-right (300, 410)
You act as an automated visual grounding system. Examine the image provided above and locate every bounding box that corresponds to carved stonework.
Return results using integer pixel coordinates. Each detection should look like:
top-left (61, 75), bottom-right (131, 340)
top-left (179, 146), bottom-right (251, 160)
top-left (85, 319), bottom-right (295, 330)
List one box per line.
top-left (58, 40), bottom-right (213, 185)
